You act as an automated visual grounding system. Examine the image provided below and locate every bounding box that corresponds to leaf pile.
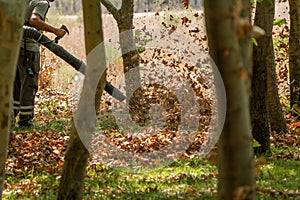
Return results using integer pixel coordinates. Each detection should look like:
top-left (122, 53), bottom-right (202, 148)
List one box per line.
top-left (7, 48), bottom-right (75, 177)
top-left (7, 127), bottom-right (69, 176)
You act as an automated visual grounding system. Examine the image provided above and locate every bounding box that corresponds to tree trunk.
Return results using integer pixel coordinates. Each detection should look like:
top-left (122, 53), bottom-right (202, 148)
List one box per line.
top-left (0, 1), bottom-right (26, 198)
top-left (101, 0), bottom-right (141, 96)
top-left (148, 0), bottom-right (151, 11)
top-left (250, 1), bottom-right (273, 154)
top-left (204, 0), bottom-right (256, 199)
top-left (263, 0), bottom-right (287, 133)
top-left (57, 0), bottom-right (106, 199)
top-left (118, 0), bottom-right (141, 95)
top-left (101, 0), bottom-right (144, 124)
top-left (267, 68), bottom-right (287, 132)
top-left (239, 0), bottom-right (252, 92)
top-left (289, 0), bottom-right (300, 108)
top-left (57, 123), bottom-right (89, 200)
top-left (266, 1), bottom-right (287, 133)
top-left (118, 0), bottom-right (145, 124)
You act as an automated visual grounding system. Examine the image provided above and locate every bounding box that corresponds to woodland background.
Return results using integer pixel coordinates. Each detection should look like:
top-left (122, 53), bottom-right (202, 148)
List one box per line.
top-left (0, 0), bottom-right (299, 199)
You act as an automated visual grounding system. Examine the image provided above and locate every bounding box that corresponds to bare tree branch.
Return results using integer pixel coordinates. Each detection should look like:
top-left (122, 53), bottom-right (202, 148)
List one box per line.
top-left (100, 0), bottom-right (120, 19)
top-left (120, 0), bottom-right (133, 12)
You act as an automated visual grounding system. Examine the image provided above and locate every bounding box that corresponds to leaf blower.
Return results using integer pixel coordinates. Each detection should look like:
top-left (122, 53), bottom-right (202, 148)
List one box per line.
top-left (22, 25), bottom-right (126, 102)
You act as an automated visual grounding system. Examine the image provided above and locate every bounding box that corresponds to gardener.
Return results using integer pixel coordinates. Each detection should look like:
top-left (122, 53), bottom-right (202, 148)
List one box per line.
top-left (13, 0), bottom-right (67, 128)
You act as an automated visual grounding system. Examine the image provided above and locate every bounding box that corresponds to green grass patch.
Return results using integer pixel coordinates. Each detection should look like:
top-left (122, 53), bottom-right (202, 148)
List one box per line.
top-left (258, 160), bottom-right (299, 190)
top-left (83, 158), bottom-right (218, 200)
top-left (4, 147), bottom-right (300, 200)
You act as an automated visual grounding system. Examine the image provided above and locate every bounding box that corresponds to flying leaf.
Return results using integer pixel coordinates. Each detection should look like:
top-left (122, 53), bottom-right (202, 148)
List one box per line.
top-left (182, 0), bottom-right (189, 9)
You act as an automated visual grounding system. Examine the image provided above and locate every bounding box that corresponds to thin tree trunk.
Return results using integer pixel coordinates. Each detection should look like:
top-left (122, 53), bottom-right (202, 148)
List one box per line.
top-left (118, 0), bottom-right (144, 124)
top-left (101, 0), bottom-right (144, 124)
top-left (118, 0), bottom-right (141, 95)
top-left (239, 0), bottom-right (253, 92)
top-left (267, 66), bottom-right (287, 133)
top-left (0, 1), bottom-right (26, 198)
top-left (204, 0), bottom-right (255, 199)
top-left (267, 27), bottom-right (288, 133)
top-left (57, 123), bottom-right (89, 200)
top-left (148, 0), bottom-right (151, 11)
top-left (289, 0), bottom-right (300, 108)
top-left (250, 1), bottom-right (272, 154)
top-left (57, 0), bottom-right (106, 199)
top-left (264, 0), bottom-right (287, 133)
top-left (100, 0), bottom-right (141, 96)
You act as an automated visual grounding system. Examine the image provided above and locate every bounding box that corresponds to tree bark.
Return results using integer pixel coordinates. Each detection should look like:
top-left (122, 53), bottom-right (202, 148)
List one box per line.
top-left (267, 60), bottom-right (288, 133)
top-left (0, 1), bottom-right (26, 198)
top-left (250, 1), bottom-right (273, 154)
top-left (265, 0), bottom-right (287, 133)
top-left (57, 0), bottom-right (106, 199)
top-left (289, 0), bottom-right (300, 108)
top-left (204, 0), bottom-right (256, 199)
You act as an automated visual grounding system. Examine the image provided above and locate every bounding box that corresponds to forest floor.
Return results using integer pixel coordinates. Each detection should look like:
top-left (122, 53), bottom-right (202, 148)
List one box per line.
top-left (3, 4), bottom-right (300, 200)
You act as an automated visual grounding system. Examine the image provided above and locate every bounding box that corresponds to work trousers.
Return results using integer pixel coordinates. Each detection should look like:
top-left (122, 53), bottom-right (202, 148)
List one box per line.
top-left (13, 49), bottom-right (40, 126)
